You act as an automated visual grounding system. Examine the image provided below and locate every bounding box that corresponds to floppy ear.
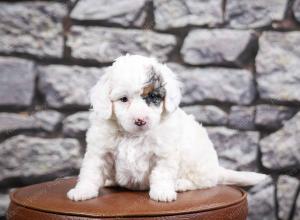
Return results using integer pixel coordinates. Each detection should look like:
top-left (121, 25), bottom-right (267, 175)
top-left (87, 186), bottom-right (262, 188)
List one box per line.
top-left (155, 64), bottom-right (182, 113)
top-left (89, 71), bottom-right (112, 119)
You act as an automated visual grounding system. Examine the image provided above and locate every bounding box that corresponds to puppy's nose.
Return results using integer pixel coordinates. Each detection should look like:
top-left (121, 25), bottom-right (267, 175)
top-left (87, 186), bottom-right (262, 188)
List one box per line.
top-left (134, 118), bottom-right (147, 127)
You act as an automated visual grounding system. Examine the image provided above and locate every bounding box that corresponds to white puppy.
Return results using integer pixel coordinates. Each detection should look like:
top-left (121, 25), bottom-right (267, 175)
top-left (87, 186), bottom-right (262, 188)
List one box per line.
top-left (67, 54), bottom-right (267, 202)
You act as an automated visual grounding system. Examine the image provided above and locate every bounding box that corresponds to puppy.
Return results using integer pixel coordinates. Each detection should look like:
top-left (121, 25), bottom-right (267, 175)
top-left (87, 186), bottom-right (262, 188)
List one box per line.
top-left (67, 54), bottom-right (267, 202)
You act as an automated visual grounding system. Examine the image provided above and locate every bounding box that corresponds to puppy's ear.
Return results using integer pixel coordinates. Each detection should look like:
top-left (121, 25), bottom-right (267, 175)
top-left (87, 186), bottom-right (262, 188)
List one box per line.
top-left (155, 64), bottom-right (182, 113)
top-left (89, 70), bottom-right (112, 119)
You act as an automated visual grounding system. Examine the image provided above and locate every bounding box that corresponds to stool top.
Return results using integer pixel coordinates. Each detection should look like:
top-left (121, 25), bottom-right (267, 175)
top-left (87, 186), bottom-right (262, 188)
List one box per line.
top-left (10, 177), bottom-right (247, 218)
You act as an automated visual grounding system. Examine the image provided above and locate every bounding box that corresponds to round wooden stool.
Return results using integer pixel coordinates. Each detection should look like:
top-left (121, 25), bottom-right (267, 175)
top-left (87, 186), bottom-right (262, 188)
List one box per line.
top-left (7, 177), bottom-right (247, 219)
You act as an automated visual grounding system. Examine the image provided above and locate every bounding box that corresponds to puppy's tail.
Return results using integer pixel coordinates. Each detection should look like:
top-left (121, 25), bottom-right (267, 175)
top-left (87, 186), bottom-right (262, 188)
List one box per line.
top-left (218, 167), bottom-right (268, 186)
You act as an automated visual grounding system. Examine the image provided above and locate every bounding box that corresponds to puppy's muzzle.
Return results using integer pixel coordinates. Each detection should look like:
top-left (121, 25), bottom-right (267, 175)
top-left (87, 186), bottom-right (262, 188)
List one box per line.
top-left (134, 118), bottom-right (147, 127)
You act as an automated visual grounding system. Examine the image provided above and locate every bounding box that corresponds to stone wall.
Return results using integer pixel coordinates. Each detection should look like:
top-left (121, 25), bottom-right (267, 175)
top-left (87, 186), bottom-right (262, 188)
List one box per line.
top-left (0, 0), bottom-right (300, 219)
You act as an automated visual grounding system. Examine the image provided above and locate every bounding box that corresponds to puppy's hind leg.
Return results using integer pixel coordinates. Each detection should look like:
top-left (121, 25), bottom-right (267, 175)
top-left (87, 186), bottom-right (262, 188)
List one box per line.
top-left (104, 179), bottom-right (118, 187)
top-left (176, 179), bottom-right (197, 192)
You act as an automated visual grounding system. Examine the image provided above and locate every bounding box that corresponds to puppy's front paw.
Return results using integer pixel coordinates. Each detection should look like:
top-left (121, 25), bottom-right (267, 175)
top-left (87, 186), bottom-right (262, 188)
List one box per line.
top-left (67, 187), bottom-right (98, 201)
top-left (149, 186), bottom-right (177, 202)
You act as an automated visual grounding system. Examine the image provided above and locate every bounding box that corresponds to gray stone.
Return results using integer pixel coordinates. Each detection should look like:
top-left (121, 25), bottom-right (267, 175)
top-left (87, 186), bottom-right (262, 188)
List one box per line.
top-left (67, 26), bottom-right (177, 62)
top-left (38, 65), bottom-right (104, 109)
top-left (255, 105), bottom-right (296, 130)
top-left (63, 112), bottom-right (90, 138)
top-left (0, 135), bottom-right (81, 182)
top-left (0, 113), bottom-right (35, 135)
top-left (71, 0), bottom-right (147, 27)
top-left (0, 2), bottom-right (66, 58)
top-left (207, 127), bottom-right (259, 171)
top-left (181, 29), bottom-right (256, 66)
top-left (247, 177), bottom-right (276, 220)
top-left (0, 57), bottom-right (36, 108)
top-left (294, 0), bottom-right (300, 22)
top-left (69, 0), bottom-right (78, 6)
top-left (277, 175), bottom-right (300, 220)
top-left (32, 110), bottom-right (63, 132)
top-left (229, 106), bottom-right (255, 130)
top-left (0, 111), bottom-right (63, 135)
top-left (0, 193), bottom-right (9, 217)
top-left (256, 32), bottom-right (300, 102)
top-left (260, 112), bottom-right (300, 170)
top-left (182, 105), bottom-right (228, 125)
top-left (168, 63), bottom-right (256, 105)
top-left (154, 0), bottom-right (222, 30)
top-left (295, 194), bottom-right (300, 220)
top-left (226, 0), bottom-right (288, 29)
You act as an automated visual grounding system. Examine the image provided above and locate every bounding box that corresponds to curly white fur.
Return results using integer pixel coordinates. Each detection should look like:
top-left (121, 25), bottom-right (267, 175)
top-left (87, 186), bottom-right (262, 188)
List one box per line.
top-left (67, 54), bottom-right (267, 202)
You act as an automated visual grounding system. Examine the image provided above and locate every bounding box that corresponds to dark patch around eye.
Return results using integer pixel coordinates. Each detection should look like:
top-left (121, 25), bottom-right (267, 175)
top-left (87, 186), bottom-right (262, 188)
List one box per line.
top-left (143, 91), bottom-right (163, 106)
top-left (142, 69), bottom-right (166, 107)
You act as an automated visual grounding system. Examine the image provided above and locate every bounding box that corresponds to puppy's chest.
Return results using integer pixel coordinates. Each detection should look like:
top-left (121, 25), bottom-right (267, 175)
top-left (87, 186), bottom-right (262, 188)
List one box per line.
top-left (114, 138), bottom-right (155, 190)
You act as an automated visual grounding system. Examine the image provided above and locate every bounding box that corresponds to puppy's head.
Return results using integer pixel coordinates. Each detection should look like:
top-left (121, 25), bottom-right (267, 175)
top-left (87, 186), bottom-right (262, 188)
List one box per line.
top-left (90, 54), bottom-right (181, 134)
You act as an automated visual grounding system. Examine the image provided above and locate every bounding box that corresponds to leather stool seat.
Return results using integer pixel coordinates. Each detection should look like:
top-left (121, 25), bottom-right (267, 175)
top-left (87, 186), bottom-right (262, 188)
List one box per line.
top-left (7, 177), bottom-right (248, 219)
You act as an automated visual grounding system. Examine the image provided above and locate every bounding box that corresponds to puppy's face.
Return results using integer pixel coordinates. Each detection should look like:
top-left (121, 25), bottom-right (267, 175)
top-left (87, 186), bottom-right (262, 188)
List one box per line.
top-left (112, 70), bottom-right (166, 134)
top-left (90, 55), bottom-right (181, 135)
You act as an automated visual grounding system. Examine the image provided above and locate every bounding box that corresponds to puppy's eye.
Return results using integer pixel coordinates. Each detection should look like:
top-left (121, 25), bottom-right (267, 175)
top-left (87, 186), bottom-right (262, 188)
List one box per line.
top-left (120, 97), bottom-right (128, 102)
top-left (149, 93), bottom-right (160, 99)
top-left (143, 92), bottom-right (162, 106)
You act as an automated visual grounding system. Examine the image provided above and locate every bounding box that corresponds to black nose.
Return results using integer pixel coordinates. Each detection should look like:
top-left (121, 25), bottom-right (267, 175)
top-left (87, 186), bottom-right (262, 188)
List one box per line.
top-left (134, 118), bottom-right (146, 126)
